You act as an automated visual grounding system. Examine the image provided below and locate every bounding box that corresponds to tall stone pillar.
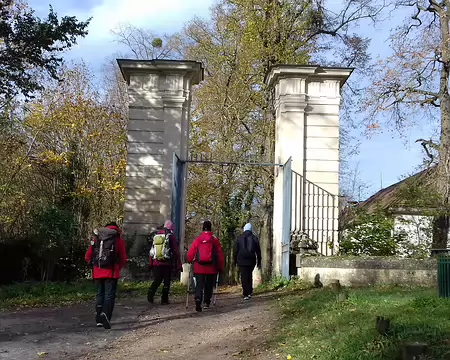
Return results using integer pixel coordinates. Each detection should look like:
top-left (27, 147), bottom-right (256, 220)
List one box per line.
top-left (266, 65), bottom-right (352, 276)
top-left (118, 59), bottom-right (203, 255)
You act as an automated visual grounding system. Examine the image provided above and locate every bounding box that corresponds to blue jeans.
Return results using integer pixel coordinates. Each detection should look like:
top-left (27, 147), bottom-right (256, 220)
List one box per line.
top-left (95, 278), bottom-right (118, 320)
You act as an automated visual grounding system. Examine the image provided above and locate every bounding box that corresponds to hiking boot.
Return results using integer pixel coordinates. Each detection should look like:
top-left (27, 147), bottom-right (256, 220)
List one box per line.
top-left (203, 302), bottom-right (210, 309)
top-left (95, 313), bottom-right (103, 327)
top-left (99, 312), bottom-right (111, 329)
top-left (243, 296), bottom-right (250, 300)
top-left (195, 300), bottom-right (202, 312)
top-left (147, 291), bottom-right (154, 304)
top-left (161, 299), bottom-right (170, 305)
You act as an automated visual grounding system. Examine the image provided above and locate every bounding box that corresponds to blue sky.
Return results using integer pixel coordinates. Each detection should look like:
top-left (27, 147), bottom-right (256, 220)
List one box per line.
top-left (27, 0), bottom-right (436, 200)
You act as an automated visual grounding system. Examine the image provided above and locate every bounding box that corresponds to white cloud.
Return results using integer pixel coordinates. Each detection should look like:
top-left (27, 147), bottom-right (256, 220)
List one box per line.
top-left (80, 0), bottom-right (214, 45)
top-left (64, 0), bottom-right (214, 68)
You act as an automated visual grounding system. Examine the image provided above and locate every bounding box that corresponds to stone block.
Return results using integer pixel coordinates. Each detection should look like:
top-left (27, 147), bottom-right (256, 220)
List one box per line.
top-left (127, 154), bottom-right (164, 166)
top-left (126, 164), bottom-right (163, 177)
top-left (306, 136), bottom-right (339, 150)
top-left (306, 160), bottom-right (339, 172)
top-left (124, 211), bottom-right (163, 224)
top-left (128, 119), bottom-right (166, 132)
top-left (127, 130), bottom-right (164, 144)
top-left (306, 148), bottom-right (339, 161)
top-left (129, 107), bottom-right (163, 121)
top-left (306, 125), bottom-right (339, 138)
top-left (124, 199), bottom-right (160, 212)
top-left (127, 143), bottom-right (166, 155)
top-left (125, 176), bottom-right (161, 189)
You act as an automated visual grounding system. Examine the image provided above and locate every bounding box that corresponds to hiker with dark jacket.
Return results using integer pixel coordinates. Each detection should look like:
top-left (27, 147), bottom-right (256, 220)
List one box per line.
top-left (234, 223), bottom-right (262, 300)
top-left (147, 220), bottom-right (182, 305)
top-left (85, 222), bottom-right (128, 329)
top-left (187, 220), bottom-right (224, 312)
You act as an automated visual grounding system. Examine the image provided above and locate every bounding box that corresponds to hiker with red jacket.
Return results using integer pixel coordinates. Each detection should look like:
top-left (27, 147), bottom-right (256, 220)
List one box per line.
top-left (147, 220), bottom-right (182, 305)
top-left (187, 220), bottom-right (224, 312)
top-left (85, 222), bottom-right (128, 329)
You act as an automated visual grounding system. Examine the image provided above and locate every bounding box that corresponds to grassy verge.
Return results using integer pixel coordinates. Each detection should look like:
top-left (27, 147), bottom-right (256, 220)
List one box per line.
top-left (0, 280), bottom-right (186, 309)
top-left (272, 286), bottom-right (450, 360)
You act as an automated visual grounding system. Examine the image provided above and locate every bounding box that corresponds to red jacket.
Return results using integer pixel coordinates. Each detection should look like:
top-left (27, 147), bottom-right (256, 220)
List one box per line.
top-left (187, 231), bottom-right (225, 274)
top-left (149, 230), bottom-right (182, 270)
top-left (85, 225), bottom-right (128, 279)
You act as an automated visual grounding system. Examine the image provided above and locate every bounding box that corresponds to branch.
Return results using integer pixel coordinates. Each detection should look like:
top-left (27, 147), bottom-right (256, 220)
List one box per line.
top-left (416, 138), bottom-right (439, 165)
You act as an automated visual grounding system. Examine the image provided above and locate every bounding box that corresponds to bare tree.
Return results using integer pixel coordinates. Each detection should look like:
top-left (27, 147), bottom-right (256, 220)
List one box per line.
top-left (364, 0), bottom-right (450, 248)
top-left (111, 24), bottom-right (182, 60)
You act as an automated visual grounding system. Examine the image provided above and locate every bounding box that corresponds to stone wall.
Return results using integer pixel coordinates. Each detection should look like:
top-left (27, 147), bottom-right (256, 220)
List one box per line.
top-left (296, 255), bottom-right (437, 287)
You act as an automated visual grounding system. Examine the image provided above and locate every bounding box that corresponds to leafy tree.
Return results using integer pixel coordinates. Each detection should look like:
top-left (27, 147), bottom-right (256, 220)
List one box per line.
top-left (23, 63), bottom-right (127, 238)
top-left (0, 63), bottom-right (126, 282)
top-left (340, 209), bottom-right (399, 256)
top-left (31, 204), bottom-right (78, 281)
top-left (0, 0), bottom-right (90, 103)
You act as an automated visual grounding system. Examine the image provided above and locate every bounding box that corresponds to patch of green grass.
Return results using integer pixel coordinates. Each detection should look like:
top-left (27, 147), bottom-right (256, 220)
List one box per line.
top-left (0, 280), bottom-right (186, 309)
top-left (273, 286), bottom-right (450, 360)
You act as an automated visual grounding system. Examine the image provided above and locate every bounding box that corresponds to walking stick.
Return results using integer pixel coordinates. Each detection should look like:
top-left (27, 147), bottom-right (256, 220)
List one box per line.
top-left (213, 273), bottom-right (219, 306)
top-left (185, 264), bottom-right (192, 309)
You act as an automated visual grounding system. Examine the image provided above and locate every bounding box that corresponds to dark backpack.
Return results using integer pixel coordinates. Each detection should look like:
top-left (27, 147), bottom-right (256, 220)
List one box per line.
top-left (196, 236), bottom-right (216, 265)
top-left (240, 233), bottom-right (256, 259)
top-left (93, 227), bottom-right (119, 268)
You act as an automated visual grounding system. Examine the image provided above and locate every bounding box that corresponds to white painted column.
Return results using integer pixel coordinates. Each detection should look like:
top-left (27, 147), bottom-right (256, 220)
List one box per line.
top-left (266, 65), bottom-right (352, 275)
top-left (118, 59), bottom-right (203, 256)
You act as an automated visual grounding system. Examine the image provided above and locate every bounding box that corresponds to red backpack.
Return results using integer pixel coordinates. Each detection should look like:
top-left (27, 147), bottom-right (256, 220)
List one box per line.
top-left (196, 236), bottom-right (216, 265)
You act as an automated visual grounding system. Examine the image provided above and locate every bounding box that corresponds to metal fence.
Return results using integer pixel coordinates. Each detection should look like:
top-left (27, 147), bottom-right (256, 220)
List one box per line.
top-left (290, 170), bottom-right (338, 256)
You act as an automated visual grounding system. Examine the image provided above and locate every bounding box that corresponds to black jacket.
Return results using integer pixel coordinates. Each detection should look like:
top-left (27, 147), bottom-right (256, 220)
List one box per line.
top-left (234, 230), bottom-right (262, 268)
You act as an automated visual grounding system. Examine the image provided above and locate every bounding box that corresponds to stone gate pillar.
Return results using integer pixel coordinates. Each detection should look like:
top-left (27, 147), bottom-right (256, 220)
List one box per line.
top-left (118, 59), bottom-right (203, 256)
top-left (266, 65), bottom-right (352, 276)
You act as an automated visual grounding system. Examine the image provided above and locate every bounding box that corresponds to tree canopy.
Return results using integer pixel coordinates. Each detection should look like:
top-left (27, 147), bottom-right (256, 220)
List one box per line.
top-left (0, 0), bottom-right (90, 103)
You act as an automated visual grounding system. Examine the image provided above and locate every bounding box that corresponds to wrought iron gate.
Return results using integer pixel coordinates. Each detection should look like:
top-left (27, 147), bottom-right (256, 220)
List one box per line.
top-left (290, 169), bottom-right (338, 256)
top-left (171, 153), bottom-right (337, 280)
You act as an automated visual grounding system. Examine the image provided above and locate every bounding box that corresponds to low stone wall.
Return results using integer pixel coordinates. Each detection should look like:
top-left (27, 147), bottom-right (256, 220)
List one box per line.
top-left (296, 256), bottom-right (437, 287)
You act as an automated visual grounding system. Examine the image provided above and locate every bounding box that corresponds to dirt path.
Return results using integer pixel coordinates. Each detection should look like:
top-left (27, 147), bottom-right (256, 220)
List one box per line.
top-left (0, 291), bottom-right (279, 360)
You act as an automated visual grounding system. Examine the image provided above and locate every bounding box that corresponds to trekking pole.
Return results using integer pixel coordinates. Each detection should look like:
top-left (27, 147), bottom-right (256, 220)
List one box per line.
top-left (185, 264), bottom-right (192, 309)
top-left (213, 272), bottom-right (220, 306)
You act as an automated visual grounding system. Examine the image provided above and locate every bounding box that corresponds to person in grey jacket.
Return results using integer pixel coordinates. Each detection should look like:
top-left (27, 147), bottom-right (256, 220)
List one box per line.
top-left (234, 223), bottom-right (262, 300)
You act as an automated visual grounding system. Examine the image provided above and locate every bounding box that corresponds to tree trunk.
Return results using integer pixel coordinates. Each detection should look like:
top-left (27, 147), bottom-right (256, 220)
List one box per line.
top-left (432, 215), bottom-right (449, 249)
top-left (435, 6), bottom-right (450, 248)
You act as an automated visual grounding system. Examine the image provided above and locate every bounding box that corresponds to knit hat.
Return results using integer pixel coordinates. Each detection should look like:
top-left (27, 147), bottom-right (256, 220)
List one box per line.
top-left (164, 220), bottom-right (174, 231)
top-left (243, 223), bottom-right (252, 232)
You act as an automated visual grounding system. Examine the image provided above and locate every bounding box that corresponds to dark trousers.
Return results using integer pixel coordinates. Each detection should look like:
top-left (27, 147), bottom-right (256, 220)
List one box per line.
top-left (95, 278), bottom-right (118, 320)
top-left (148, 266), bottom-right (172, 303)
top-left (240, 266), bottom-right (254, 297)
top-left (194, 273), bottom-right (216, 305)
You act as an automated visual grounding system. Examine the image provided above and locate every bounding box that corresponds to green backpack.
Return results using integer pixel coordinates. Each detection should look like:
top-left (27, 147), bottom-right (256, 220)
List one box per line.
top-left (149, 230), bottom-right (171, 261)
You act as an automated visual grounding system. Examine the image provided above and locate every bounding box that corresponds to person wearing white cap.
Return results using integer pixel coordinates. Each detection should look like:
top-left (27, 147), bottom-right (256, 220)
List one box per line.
top-left (234, 223), bottom-right (262, 300)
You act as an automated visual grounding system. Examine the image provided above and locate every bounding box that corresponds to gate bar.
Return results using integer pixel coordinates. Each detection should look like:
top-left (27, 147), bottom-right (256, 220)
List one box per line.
top-left (185, 159), bottom-right (283, 167)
